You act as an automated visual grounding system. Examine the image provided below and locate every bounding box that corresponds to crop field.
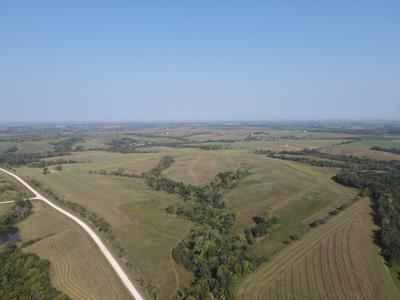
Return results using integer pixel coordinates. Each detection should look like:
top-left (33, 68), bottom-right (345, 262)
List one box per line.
top-left (237, 199), bottom-right (400, 300)
top-left (223, 154), bottom-right (357, 257)
top-left (17, 201), bottom-right (132, 300)
top-left (16, 150), bottom-right (194, 299)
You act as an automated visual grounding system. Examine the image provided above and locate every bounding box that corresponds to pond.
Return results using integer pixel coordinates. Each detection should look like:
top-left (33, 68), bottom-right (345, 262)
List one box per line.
top-left (0, 228), bottom-right (19, 245)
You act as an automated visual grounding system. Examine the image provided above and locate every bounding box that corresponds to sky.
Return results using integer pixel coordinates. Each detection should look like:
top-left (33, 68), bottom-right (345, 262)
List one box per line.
top-left (0, 1), bottom-right (399, 122)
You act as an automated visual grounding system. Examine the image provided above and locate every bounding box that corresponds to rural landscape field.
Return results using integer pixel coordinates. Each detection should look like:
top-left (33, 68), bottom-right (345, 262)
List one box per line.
top-left (0, 121), bottom-right (400, 299)
top-left (1, 1), bottom-right (399, 299)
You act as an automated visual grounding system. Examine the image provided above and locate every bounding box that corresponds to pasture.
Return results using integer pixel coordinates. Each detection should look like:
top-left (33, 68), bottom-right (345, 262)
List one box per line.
top-left (237, 199), bottom-right (400, 300)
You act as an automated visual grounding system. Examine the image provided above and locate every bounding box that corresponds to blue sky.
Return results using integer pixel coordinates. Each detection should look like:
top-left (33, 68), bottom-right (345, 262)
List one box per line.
top-left (1, 1), bottom-right (399, 122)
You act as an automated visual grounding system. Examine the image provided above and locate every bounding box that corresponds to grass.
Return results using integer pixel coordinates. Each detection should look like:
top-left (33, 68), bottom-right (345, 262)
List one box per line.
top-left (161, 149), bottom-right (244, 186)
top-left (223, 155), bottom-right (357, 258)
top-left (325, 138), bottom-right (400, 160)
top-left (17, 201), bottom-right (132, 300)
top-left (16, 151), bottom-right (194, 300)
top-left (0, 171), bottom-right (33, 202)
top-left (237, 199), bottom-right (400, 300)
top-left (0, 202), bottom-right (13, 215)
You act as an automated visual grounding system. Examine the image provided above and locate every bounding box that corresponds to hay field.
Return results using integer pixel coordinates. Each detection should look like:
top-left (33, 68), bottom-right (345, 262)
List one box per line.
top-left (223, 155), bottom-right (357, 258)
top-left (161, 149), bottom-right (243, 186)
top-left (16, 151), bottom-right (194, 299)
top-left (17, 201), bottom-right (132, 300)
top-left (237, 199), bottom-right (400, 300)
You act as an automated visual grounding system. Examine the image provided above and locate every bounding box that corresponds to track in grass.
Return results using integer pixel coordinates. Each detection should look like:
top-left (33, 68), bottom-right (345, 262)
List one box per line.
top-left (237, 199), bottom-right (400, 300)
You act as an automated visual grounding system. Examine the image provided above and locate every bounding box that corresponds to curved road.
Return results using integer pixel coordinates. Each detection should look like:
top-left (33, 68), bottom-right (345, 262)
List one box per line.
top-left (0, 168), bottom-right (143, 300)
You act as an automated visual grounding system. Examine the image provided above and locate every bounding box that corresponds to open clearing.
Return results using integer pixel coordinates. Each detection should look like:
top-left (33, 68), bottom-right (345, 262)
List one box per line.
top-left (237, 199), bottom-right (400, 300)
top-left (18, 201), bottom-right (132, 300)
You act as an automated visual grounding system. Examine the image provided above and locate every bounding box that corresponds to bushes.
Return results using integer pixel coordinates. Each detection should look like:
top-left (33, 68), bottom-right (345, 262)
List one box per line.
top-left (0, 200), bottom-right (32, 235)
top-left (309, 219), bottom-right (326, 228)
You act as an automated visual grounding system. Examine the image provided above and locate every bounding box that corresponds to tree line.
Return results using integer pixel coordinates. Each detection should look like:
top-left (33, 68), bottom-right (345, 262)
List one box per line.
top-left (371, 146), bottom-right (400, 155)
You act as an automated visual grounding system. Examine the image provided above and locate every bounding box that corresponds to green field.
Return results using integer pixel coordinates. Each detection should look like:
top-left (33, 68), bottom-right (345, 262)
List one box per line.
top-left (1, 122), bottom-right (400, 299)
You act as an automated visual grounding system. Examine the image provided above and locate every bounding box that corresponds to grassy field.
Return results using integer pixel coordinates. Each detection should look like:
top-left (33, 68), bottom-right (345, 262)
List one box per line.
top-left (161, 149), bottom-right (244, 186)
top-left (17, 201), bottom-right (132, 300)
top-left (0, 202), bottom-right (13, 215)
top-left (324, 138), bottom-right (400, 160)
top-left (223, 155), bottom-right (357, 258)
top-left (237, 199), bottom-right (400, 300)
top-left (16, 150), bottom-right (194, 300)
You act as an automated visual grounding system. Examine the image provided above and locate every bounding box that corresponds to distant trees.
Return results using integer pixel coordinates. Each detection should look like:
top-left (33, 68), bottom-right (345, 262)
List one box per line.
top-left (105, 138), bottom-right (139, 153)
top-left (371, 146), bottom-right (400, 155)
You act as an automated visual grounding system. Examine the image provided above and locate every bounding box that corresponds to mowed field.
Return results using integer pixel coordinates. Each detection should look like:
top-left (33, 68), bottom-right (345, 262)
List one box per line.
top-left (161, 149), bottom-right (243, 186)
top-left (17, 201), bottom-right (132, 300)
top-left (16, 149), bottom-right (194, 300)
top-left (237, 199), bottom-right (400, 300)
top-left (223, 155), bottom-right (357, 258)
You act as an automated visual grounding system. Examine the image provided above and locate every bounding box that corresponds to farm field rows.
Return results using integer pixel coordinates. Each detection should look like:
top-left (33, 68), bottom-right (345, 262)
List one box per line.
top-left (17, 201), bottom-right (132, 300)
top-left (237, 199), bottom-right (400, 300)
top-left (223, 155), bottom-right (357, 258)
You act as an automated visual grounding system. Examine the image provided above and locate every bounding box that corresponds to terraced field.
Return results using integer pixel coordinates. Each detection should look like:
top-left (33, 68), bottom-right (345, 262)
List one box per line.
top-left (237, 199), bottom-right (400, 300)
top-left (18, 201), bottom-right (132, 300)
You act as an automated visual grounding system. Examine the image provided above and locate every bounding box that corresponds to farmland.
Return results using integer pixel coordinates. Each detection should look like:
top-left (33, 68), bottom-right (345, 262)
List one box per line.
top-left (237, 198), bottom-right (399, 300)
top-left (17, 201), bottom-right (132, 300)
top-left (0, 122), bottom-right (400, 299)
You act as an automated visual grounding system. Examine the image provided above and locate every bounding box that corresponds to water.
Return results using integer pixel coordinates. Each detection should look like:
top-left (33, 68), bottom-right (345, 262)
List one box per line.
top-left (0, 228), bottom-right (19, 245)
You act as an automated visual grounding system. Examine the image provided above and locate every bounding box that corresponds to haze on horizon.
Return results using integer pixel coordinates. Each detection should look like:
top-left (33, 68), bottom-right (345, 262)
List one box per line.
top-left (1, 1), bottom-right (399, 122)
